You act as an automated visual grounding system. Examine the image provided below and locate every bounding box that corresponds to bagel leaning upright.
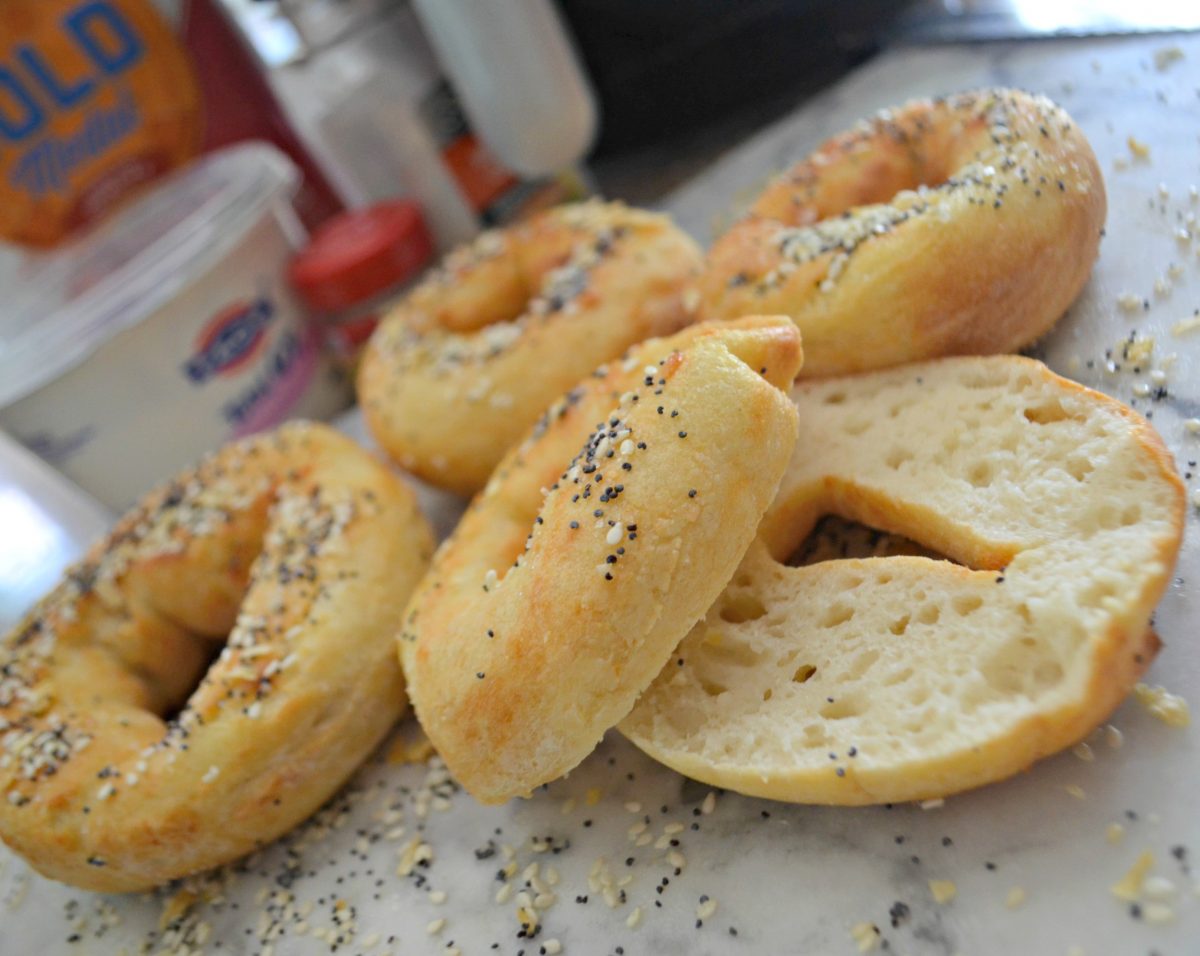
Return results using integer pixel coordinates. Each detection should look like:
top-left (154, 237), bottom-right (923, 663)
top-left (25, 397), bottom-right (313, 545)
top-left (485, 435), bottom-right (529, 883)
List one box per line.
top-left (399, 317), bottom-right (803, 804)
top-left (0, 423), bottom-right (433, 891)
top-left (703, 89), bottom-right (1106, 376)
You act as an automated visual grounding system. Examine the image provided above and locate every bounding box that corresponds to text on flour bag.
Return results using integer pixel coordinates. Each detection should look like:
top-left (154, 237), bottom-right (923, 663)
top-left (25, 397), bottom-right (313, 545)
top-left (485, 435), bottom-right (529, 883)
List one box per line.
top-left (1, 0), bottom-right (343, 249)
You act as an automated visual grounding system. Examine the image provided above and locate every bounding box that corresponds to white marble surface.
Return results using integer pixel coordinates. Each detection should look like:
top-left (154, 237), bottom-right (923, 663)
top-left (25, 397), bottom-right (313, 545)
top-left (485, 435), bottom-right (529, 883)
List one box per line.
top-left (4, 31), bottom-right (1200, 956)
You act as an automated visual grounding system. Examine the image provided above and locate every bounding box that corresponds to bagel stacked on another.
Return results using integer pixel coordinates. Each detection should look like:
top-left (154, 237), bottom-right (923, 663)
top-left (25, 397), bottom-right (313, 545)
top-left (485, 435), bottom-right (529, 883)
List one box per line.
top-left (621, 357), bottom-right (1186, 804)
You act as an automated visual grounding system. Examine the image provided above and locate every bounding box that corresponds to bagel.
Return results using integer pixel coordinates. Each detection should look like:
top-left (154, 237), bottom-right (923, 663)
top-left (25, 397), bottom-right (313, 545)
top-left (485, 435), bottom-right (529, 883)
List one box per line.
top-left (359, 201), bottom-right (704, 495)
top-left (622, 357), bottom-right (1185, 804)
top-left (0, 423), bottom-right (433, 891)
top-left (400, 317), bottom-right (803, 804)
top-left (702, 89), bottom-right (1106, 377)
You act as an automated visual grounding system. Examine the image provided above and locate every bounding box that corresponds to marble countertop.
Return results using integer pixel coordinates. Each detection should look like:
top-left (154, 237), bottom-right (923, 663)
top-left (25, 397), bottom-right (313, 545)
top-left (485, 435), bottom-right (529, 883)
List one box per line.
top-left (3, 31), bottom-right (1200, 956)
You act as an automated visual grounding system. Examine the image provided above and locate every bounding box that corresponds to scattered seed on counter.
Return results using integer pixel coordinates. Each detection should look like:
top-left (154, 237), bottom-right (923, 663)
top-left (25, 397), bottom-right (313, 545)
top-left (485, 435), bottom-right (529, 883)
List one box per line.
top-left (1133, 684), bottom-right (1191, 726)
top-left (1112, 851), bottom-right (1156, 901)
top-left (929, 880), bottom-right (957, 904)
top-left (850, 921), bottom-right (882, 952)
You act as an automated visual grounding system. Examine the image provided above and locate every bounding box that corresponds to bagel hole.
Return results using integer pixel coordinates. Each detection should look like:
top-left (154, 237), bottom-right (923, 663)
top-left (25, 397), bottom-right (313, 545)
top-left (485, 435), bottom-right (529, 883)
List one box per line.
top-left (785, 516), bottom-right (949, 567)
top-left (157, 639), bottom-right (227, 724)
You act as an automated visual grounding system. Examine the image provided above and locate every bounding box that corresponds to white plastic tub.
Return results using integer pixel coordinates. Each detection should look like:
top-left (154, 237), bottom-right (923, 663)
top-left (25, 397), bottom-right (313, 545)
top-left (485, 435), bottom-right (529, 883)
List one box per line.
top-left (0, 142), bottom-right (350, 510)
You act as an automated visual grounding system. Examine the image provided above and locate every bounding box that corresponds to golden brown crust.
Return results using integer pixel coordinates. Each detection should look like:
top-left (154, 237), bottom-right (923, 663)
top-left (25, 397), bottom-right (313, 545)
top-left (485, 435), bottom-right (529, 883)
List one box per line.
top-left (400, 318), bottom-right (803, 804)
top-left (622, 356), bottom-right (1185, 804)
top-left (702, 89), bottom-right (1107, 377)
top-left (0, 423), bottom-right (433, 891)
top-left (359, 201), bottom-right (705, 495)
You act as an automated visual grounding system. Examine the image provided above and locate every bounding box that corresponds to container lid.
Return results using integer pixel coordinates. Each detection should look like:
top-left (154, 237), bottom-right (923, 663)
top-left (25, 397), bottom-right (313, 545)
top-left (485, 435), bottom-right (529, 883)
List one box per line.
top-left (0, 142), bottom-right (300, 409)
top-left (289, 200), bottom-right (434, 312)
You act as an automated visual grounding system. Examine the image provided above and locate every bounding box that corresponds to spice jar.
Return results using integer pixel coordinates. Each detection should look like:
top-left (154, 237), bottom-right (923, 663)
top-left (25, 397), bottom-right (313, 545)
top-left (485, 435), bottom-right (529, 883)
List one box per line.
top-left (289, 200), bottom-right (434, 370)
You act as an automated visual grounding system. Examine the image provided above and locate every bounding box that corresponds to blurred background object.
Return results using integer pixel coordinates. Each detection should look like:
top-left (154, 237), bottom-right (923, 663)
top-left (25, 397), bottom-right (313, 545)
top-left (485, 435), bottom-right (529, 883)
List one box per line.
top-left (289, 199), bottom-right (434, 371)
top-left (3, 0), bottom-right (1198, 510)
top-left (0, 431), bottom-right (111, 633)
top-left (410, 0), bottom-right (598, 177)
top-left (893, 0), bottom-right (1200, 43)
top-left (0, 143), bottom-right (350, 510)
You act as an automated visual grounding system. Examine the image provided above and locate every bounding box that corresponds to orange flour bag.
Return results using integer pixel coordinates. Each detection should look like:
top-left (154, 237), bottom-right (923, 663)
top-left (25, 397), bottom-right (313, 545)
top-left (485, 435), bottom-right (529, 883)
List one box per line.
top-left (1, 0), bottom-right (202, 247)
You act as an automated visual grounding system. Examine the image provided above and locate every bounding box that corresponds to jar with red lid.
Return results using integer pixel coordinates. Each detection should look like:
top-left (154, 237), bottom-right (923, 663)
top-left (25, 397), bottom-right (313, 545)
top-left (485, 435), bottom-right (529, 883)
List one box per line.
top-left (289, 200), bottom-right (434, 370)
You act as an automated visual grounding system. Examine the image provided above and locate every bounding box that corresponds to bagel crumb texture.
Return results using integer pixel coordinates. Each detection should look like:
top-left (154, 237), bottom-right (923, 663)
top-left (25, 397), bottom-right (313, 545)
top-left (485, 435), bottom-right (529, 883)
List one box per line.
top-left (622, 356), bottom-right (1185, 804)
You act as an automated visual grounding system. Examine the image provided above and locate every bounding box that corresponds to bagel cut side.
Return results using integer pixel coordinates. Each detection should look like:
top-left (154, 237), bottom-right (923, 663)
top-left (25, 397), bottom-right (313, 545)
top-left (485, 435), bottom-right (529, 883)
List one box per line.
top-left (702, 89), bottom-right (1106, 377)
top-left (400, 317), bottom-right (803, 804)
top-left (0, 423), bottom-right (433, 891)
top-left (622, 357), bottom-right (1185, 804)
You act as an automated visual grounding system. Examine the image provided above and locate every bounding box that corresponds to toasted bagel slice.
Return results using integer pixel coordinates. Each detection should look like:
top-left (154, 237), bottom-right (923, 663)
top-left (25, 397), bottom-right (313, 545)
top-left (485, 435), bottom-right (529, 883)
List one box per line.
top-left (622, 356), bottom-right (1185, 804)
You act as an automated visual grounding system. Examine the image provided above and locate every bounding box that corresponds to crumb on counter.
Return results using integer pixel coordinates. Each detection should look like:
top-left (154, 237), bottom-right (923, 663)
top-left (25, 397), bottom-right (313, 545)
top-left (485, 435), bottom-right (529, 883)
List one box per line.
top-left (929, 880), bottom-right (957, 904)
top-left (1127, 136), bottom-right (1151, 160)
top-left (1133, 684), bottom-right (1191, 727)
top-left (1111, 850), bottom-right (1155, 901)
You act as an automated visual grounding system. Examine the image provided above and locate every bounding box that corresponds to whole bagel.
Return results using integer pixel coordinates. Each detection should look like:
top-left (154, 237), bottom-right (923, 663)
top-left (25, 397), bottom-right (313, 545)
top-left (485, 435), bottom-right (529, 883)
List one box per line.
top-left (622, 357), bottom-right (1185, 804)
top-left (702, 89), bottom-right (1106, 377)
top-left (0, 423), bottom-right (433, 891)
top-left (400, 317), bottom-right (803, 804)
top-left (359, 201), bottom-right (704, 495)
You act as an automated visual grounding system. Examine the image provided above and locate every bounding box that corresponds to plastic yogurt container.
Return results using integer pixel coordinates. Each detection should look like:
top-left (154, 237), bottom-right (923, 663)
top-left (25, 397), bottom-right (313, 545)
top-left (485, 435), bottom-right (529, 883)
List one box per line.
top-left (0, 142), bottom-right (351, 510)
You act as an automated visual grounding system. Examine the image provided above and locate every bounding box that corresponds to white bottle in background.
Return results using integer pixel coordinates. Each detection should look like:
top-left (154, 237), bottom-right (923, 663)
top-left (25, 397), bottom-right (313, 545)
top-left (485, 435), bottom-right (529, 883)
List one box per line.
top-left (411, 0), bottom-right (598, 178)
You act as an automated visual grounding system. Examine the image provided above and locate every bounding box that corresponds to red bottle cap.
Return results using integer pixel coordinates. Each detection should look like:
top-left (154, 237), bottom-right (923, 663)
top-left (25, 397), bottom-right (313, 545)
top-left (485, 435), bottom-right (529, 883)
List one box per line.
top-left (289, 200), bottom-right (434, 311)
